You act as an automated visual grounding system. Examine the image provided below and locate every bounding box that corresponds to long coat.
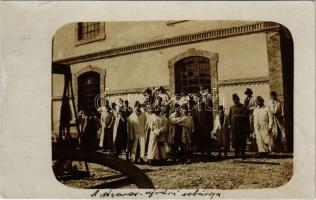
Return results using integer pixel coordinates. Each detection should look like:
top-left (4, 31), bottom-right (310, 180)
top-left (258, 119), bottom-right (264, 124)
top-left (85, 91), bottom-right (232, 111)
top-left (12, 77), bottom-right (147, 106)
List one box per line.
top-left (212, 115), bottom-right (230, 149)
top-left (192, 102), bottom-right (213, 146)
top-left (268, 100), bottom-right (287, 150)
top-left (127, 111), bottom-right (147, 159)
top-left (147, 114), bottom-right (168, 160)
top-left (81, 116), bottom-right (99, 151)
top-left (228, 103), bottom-right (248, 150)
top-left (192, 103), bottom-right (213, 134)
top-left (268, 100), bottom-right (286, 136)
top-left (244, 96), bottom-right (256, 133)
top-left (113, 111), bottom-right (120, 143)
top-left (253, 106), bottom-right (274, 152)
top-left (113, 112), bottom-right (128, 152)
top-left (99, 110), bottom-right (115, 149)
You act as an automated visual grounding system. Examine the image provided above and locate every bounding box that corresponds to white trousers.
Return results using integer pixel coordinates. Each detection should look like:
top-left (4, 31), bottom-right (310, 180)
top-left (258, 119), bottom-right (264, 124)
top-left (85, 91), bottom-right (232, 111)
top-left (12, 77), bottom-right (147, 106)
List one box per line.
top-left (131, 134), bottom-right (146, 160)
top-left (255, 129), bottom-right (274, 153)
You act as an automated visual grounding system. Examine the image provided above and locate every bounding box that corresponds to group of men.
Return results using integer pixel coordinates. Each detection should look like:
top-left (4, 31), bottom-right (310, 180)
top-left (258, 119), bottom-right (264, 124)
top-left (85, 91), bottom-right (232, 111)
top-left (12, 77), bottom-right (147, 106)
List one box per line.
top-left (228, 88), bottom-right (288, 159)
top-left (78, 86), bottom-right (289, 165)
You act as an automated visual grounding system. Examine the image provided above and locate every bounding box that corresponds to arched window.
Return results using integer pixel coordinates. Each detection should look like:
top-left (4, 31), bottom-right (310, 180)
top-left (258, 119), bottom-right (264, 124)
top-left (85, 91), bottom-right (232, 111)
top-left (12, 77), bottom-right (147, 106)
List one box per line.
top-left (174, 56), bottom-right (211, 94)
top-left (78, 71), bottom-right (100, 115)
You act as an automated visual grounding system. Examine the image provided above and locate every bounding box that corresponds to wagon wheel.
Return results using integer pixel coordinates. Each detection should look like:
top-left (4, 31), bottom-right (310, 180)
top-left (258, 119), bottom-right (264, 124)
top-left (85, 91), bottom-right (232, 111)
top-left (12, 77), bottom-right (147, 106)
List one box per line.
top-left (53, 148), bottom-right (155, 189)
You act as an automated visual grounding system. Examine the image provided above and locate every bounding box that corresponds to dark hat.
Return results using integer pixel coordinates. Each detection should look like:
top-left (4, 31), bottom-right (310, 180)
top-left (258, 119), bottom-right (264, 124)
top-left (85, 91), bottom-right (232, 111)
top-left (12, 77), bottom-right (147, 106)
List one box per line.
top-left (105, 99), bottom-right (110, 105)
top-left (232, 93), bottom-right (240, 101)
top-left (158, 86), bottom-right (166, 92)
top-left (256, 96), bottom-right (264, 103)
top-left (270, 91), bottom-right (277, 97)
top-left (244, 88), bottom-right (253, 95)
top-left (143, 87), bottom-right (152, 95)
top-left (134, 101), bottom-right (141, 108)
top-left (105, 105), bottom-right (111, 111)
top-left (218, 105), bottom-right (224, 111)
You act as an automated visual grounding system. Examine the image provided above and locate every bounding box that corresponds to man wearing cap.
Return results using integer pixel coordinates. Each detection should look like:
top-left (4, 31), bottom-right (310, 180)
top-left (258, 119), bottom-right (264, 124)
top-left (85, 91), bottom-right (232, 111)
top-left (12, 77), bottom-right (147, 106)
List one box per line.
top-left (228, 93), bottom-right (248, 158)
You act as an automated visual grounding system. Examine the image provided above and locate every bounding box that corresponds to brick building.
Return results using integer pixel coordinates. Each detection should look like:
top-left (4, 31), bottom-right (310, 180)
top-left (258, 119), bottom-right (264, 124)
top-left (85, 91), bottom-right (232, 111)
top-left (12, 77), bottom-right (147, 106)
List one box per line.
top-left (52, 20), bottom-right (293, 150)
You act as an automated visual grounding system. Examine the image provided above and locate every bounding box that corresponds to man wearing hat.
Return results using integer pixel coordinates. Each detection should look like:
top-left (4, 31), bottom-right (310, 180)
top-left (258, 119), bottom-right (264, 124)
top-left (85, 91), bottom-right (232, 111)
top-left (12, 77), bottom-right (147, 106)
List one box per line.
top-left (124, 100), bottom-right (133, 117)
top-left (229, 93), bottom-right (248, 158)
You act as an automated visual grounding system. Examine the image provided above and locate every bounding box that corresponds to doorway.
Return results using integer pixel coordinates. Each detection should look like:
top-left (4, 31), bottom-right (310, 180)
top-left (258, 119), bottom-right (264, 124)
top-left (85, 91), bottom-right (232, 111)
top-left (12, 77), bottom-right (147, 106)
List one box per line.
top-left (78, 71), bottom-right (100, 116)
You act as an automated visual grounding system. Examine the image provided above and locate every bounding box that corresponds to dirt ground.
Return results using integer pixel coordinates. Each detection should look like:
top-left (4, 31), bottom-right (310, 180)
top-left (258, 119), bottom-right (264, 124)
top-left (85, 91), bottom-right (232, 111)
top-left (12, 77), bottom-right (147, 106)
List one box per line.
top-left (138, 155), bottom-right (293, 189)
top-left (61, 152), bottom-right (293, 190)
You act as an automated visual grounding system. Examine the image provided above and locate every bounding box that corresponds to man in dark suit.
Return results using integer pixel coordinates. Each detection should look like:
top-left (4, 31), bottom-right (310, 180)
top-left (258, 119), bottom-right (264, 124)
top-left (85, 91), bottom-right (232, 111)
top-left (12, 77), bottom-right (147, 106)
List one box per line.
top-left (229, 93), bottom-right (248, 158)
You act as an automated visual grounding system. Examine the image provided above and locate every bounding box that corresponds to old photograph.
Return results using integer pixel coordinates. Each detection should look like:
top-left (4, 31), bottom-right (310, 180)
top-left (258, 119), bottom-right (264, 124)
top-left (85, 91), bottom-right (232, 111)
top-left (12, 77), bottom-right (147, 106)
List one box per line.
top-left (51, 20), bottom-right (293, 189)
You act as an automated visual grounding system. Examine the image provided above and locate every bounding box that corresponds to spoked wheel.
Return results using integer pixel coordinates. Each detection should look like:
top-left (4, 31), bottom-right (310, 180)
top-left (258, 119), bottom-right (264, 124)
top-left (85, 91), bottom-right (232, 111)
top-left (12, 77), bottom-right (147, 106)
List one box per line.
top-left (52, 148), bottom-right (155, 189)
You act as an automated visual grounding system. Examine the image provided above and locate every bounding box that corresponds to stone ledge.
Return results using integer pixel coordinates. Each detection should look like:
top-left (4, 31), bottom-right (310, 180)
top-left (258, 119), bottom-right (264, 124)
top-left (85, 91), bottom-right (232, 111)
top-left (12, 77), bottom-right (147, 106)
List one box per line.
top-left (106, 85), bottom-right (170, 96)
top-left (217, 76), bottom-right (269, 87)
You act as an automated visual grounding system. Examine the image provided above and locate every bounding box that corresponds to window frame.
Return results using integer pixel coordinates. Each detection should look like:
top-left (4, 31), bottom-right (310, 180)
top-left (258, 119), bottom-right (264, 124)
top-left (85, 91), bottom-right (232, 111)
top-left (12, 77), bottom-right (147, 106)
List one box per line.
top-left (75, 22), bottom-right (106, 46)
top-left (175, 56), bottom-right (211, 94)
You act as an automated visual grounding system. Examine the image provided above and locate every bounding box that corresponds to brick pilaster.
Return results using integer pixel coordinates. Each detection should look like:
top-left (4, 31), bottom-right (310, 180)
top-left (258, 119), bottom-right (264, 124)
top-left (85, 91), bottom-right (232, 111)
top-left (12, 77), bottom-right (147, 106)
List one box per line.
top-left (266, 30), bottom-right (284, 102)
top-left (210, 54), bottom-right (219, 116)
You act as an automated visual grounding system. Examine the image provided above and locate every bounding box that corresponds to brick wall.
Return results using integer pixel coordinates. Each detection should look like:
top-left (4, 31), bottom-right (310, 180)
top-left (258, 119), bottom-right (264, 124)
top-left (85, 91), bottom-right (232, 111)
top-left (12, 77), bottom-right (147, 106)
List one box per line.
top-left (266, 29), bottom-right (294, 152)
top-left (266, 30), bottom-right (284, 102)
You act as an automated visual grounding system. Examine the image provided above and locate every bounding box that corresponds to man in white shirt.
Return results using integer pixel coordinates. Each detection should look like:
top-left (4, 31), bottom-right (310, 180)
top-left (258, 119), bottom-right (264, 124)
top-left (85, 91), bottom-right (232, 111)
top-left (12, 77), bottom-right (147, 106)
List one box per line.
top-left (253, 96), bottom-right (273, 158)
top-left (127, 101), bottom-right (147, 163)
